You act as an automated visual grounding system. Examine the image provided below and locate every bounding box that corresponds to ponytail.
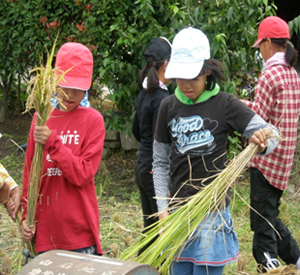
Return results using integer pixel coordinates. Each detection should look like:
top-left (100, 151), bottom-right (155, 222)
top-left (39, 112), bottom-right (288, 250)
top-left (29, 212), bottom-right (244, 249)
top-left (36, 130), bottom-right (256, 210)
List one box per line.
top-left (137, 59), bottom-right (167, 94)
top-left (270, 38), bottom-right (298, 66)
top-left (138, 65), bottom-right (148, 89)
top-left (285, 43), bottom-right (298, 66)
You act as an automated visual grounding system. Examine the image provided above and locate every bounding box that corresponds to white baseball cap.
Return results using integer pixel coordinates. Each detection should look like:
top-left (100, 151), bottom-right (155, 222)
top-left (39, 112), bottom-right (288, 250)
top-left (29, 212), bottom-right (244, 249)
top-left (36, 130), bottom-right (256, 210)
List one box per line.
top-left (165, 27), bottom-right (210, 79)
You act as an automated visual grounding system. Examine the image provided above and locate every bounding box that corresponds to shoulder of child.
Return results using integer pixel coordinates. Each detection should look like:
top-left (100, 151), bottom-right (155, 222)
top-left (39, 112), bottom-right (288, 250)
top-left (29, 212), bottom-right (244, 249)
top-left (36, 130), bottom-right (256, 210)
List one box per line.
top-left (86, 106), bottom-right (104, 119)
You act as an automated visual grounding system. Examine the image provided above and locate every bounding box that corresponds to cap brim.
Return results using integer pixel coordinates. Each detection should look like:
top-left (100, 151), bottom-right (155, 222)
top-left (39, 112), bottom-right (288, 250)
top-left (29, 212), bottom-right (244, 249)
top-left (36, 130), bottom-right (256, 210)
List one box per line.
top-left (165, 60), bottom-right (204, 79)
top-left (58, 75), bottom-right (91, 91)
top-left (252, 38), bottom-right (262, 48)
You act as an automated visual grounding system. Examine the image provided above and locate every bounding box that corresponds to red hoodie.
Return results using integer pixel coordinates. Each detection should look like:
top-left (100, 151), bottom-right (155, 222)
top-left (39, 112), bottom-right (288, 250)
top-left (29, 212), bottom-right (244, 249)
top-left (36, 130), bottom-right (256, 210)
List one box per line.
top-left (22, 106), bottom-right (105, 254)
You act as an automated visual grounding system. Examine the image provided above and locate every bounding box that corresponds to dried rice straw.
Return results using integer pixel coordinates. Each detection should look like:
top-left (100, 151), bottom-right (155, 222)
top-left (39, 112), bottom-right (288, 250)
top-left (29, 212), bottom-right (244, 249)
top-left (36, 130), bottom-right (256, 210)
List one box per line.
top-left (23, 37), bottom-right (68, 255)
top-left (121, 131), bottom-right (283, 275)
top-left (257, 264), bottom-right (297, 274)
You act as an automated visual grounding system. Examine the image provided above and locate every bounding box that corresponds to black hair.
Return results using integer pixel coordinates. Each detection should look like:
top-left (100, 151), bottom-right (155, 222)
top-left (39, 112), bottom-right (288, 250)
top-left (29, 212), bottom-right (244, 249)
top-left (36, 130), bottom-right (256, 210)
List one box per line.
top-left (270, 38), bottom-right (298, 66)
top-left (138, 59), bottom-right (169, 94)
top-left (200, 59), bottom-right (227, 91)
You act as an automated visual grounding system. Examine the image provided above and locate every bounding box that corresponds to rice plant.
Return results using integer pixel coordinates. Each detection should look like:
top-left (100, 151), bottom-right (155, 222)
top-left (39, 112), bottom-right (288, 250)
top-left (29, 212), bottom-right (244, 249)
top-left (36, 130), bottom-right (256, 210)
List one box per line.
top-left (22, 37), bottom-right (68, 255)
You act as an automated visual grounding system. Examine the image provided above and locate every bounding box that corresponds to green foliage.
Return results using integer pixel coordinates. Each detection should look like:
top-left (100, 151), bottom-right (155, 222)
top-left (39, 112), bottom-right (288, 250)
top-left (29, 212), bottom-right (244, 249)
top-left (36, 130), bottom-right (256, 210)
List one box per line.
top-left (187, 0), bottom-right (275, 78)
top-left (227, 131), bottom-right (243, 160)
top-left (7, 80), bottom-right (28, 111)
top-left (1, 0), bottom-right (277, 130)
top-left (289, 15), bottom-right (300, 36)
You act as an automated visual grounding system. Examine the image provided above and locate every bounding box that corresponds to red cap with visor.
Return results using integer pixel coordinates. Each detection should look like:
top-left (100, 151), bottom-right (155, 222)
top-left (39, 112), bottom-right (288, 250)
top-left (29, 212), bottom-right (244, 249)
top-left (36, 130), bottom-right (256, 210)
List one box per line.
top-left (55, 42), bottom-right (93, 90)
top-left (252, 16), bottom-right (290, 48)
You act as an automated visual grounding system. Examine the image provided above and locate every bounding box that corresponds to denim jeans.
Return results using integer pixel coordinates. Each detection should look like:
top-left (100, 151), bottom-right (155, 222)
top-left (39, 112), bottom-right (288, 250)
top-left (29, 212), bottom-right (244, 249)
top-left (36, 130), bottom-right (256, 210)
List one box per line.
top-left (72, 244), bottom-right (98, 255)
top-left (40, 245), bottom-right (99, 255)
top-left (171, 261), bottom-right (224, 275)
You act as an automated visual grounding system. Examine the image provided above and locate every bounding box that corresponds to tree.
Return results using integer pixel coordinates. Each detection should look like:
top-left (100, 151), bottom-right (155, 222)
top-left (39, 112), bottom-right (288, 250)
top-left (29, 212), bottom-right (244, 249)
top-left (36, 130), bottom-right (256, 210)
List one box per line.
top-left (0, 0), bottom-right (277, 126)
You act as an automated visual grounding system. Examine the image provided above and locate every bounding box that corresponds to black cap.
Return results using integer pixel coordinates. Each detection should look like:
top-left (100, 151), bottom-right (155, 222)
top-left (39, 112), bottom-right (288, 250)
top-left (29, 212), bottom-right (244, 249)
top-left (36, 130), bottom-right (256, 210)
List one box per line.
top-left (144, 37), bottom-right (172, 63)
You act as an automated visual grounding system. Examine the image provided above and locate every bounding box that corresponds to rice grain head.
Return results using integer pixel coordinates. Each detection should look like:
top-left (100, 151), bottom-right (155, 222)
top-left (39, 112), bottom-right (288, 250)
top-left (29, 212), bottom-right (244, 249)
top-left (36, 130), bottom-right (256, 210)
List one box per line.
top-left (22, 36), bottom-right (70, 256)
top-left (110, 243), bottom-right (119, 258)
top-left (124, 235), bottom-right (132, 247)
top-left (1, 254), bottom-right (12, 274)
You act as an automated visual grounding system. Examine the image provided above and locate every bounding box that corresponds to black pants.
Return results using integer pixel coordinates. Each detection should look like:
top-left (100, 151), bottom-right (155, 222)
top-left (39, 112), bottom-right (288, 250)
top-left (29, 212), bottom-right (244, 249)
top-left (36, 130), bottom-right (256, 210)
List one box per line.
top-left (250, 168), bottom-right (299, 269)
top-left (135, 161), bottom-right (159, 255)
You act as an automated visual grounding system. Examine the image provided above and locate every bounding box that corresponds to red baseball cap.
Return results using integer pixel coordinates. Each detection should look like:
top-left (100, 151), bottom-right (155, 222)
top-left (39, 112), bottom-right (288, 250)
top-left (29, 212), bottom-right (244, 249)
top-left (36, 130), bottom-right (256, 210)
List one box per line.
top-left (55, 42), bottom-right (93, 90)
top-left (252, 16), bottom-right (290, 48)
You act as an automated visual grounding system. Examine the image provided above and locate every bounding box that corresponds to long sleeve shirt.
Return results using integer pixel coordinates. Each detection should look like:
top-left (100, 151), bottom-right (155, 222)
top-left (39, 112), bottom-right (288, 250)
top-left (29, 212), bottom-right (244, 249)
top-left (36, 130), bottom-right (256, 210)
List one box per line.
top-left (242, 52), bottom-right (300, 190)
top-left (22, 106), bottom-right (105, 254)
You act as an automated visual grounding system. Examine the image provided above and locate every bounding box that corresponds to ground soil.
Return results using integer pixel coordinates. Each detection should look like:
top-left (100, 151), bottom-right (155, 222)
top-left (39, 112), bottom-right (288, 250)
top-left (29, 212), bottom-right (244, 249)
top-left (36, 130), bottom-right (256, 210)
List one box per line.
top-left (1, 108), bottom-right (300, 275)
top-left (0, 108), bottom-right (141, 275)
top-left (0, 108), bottom-right (139, 201)
top-left (0, 110), bottom-right (32, 159)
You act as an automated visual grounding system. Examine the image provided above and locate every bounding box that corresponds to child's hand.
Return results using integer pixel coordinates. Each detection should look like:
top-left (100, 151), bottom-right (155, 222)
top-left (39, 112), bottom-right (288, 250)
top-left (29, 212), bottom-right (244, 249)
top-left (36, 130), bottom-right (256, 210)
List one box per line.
top-left (34, 125), bottom-right (52, 145)
top-left (158, 210), bottom-right (170, 235)
top-left (159, 210), bottom-right (169, 220)
top-left (251, 129), bottom-right (268, 153)
top-left (6, 186), bottom-right (21, 221)
top-left (21, 220), bottom-right (36, 242)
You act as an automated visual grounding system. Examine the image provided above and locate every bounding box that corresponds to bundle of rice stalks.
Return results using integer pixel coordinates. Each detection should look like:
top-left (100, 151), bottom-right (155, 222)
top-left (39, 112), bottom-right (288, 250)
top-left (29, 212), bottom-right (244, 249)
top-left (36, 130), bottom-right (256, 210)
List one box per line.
top-left (121, 135), bottom-right (282, 275)
top-left (23, 37), bottom-right (68, 255)
top-left (257, 264), bottom-right (297, 274)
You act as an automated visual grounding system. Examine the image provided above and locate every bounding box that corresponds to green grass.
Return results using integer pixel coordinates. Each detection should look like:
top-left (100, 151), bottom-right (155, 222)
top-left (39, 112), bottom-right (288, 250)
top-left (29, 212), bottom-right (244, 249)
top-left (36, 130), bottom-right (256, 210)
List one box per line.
top-left (1, 146), bottom-right (300, 274)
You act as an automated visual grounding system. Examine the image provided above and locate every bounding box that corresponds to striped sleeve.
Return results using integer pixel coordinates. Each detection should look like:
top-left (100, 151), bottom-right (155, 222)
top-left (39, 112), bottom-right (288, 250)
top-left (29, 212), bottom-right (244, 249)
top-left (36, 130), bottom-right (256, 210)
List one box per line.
top-left (0, 163), bottom-right (18, 190)
top-left (243, 114), bottom-right (280, 155)
top-left (152, 139), bottom-right (171, 212)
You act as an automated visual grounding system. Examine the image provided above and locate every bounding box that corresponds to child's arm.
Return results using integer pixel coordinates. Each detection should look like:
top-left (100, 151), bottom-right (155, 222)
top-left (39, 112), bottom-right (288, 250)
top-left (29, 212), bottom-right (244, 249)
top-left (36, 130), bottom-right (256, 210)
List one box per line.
top-left (0, 163), bottom-right (21, 221)
top-left (5, 186), bottom-right (21, 221)
top-left (153, 139), bottom-right (171, 220)
top-left (132, 112), bottom-right (141, 142)
top-left (241, 77), bottom-right (274, 121)
top-left (243, 114), bottom-right (280, 154)
top-left (0, 180), bottom-right (10, 204)
top-left (36, 114), bottom-right (105, 188)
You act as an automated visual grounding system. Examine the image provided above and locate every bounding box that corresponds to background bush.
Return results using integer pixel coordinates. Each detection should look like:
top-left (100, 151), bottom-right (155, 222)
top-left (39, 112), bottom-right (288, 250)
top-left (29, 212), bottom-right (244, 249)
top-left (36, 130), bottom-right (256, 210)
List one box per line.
top-left (1, 0), bottom-right (300, 130)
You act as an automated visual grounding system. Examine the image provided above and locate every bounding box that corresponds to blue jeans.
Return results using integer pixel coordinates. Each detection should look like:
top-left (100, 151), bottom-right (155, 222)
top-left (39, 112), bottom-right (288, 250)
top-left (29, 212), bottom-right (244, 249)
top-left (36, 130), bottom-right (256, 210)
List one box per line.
top-left (40, 245), bottom-right (99, 255)
top-left (72, 244), bottom-right (99, 255)
top-left (171, 261), bottom-right (224, 275)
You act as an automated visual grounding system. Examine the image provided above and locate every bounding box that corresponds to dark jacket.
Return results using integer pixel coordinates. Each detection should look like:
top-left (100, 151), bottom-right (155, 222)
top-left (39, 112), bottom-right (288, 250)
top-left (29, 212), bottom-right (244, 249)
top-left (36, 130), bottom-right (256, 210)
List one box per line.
top-left (132, 87), bottom-right (169, 166)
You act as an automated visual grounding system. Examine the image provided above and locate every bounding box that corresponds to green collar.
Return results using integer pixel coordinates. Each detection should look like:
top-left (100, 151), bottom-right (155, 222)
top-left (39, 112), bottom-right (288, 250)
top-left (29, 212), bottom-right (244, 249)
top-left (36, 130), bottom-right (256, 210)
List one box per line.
top-left (175, 84), bottom-right (220, 105)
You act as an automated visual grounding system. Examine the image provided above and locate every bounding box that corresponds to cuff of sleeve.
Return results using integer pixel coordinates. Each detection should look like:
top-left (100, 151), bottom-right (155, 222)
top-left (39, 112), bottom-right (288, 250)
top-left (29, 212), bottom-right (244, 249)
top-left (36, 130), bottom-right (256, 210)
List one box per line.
top-left (43, 130), bottom-right (56, 152)
top-left (10, 183), bottom-right (18, 191)
top-left (157, 199), bottom-right (169, 213)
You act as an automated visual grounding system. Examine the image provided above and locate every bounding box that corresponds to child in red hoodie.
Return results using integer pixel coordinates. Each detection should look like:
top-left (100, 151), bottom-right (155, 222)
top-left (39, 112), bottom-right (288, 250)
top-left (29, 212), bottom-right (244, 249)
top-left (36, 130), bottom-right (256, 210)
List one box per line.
top-left (21, 42), bottom-right (105, 255)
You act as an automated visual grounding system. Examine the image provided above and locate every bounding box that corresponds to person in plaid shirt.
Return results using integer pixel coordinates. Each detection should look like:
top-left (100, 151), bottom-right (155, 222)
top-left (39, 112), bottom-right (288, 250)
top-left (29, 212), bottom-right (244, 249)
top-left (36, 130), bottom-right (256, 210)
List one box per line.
top-left (242, 16), bottom-right (300, 272)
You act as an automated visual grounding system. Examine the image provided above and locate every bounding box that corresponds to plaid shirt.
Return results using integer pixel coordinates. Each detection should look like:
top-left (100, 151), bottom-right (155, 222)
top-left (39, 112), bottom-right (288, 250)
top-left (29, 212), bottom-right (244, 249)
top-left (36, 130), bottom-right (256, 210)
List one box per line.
top-left (243, 59), bottom-right (300, 190)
